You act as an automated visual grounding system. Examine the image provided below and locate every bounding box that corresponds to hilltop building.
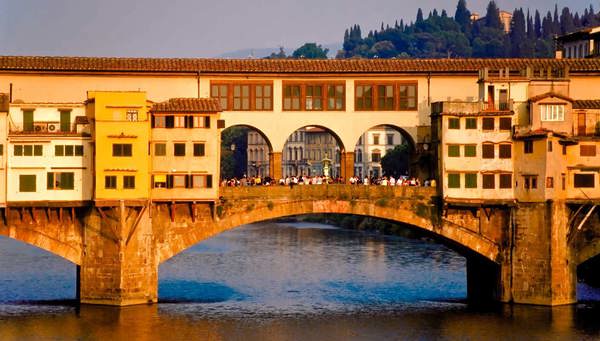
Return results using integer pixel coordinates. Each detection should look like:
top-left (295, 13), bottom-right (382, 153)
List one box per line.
top-left (556, 25), bottom-right (600, 59)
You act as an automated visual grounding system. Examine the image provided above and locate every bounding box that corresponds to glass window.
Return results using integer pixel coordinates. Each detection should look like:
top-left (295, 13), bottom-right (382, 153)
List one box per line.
top-left (465, 118), bottom-right (477, 129)
top-left (75, 145), bottom-right (84, 156)
top-left (233, 85), bottom-right (250, 110)
top-left (482, 143), bottom-right (495, 159)
top-left (34, 145), bottom-right (43, 156)
top-left (24, 145), bottom-right (33, 156)
top-left (540, 105), bottom-right (565, 121)
top-left (546, 177), bottom-right (554, 188)
top-left (448, 145), bottom-right (460, 157)
top-left (499, 173), bottom-right (512, 189)
top-left (499, 144), bottom-right (512, 159)
top-left (155, 143), bottom-right (166, 156)
top-left (399, 84), bottom-right (417, 110)
top-left (465, 173), bottom-right (477, 188)
top-left (192, 175), bottom-right (213, 188)
top-left (105, 176), bottom-right (117, 189)
top-left (126, 110), bottom-right (138, 122)
top-left (19, 175), bottom-right (36, 192)
top-left (482, 117), bottom-right (495, 130)
top-left (447, 173), bottom-right (460, 188)
top-left (47, 172), bottom-right (74, 190)
top-left (306, 85), bottom-right (323, 110)
top-left (174, 143), bottom-right (186, 156)
top-left (574, 173), bottom-right (595, 188)
top-left (153, 115), bottom-right (166, 128)
top-left (174, 116), bottom-right (186, 128)
top-left (113, 144), bottom-right (132, 157)
top-left (211, 84), bottom-right (228, 110)
top-left (386, 134), bottom-right (394, 145)
top-left (355, 85), bottom-right (373, 110)
top-left (371, 151), bottom-right (381, 162)
top-left (524, 140), bottom-right (533, 154)
top-left (327, 85), bottom-right (344, 110)
top-left (464, 145), bottom-right (476, 157)
top-left (14, 145), bottom-right (23, 156)
top-left (173, 175), bottom-right (186, 188)
top-left (64, 145), bottom-right (74, 156)
top-left (448, 118), bottom-right (460, 129)
top-left (547, 141), bottom-right (553, 152)
top-left (377, 85), bottom-right (394, 110)
top-left (153, 174), bottom-right (167, 188)
top-left (499, 117), bottom-right (512, 130)
top-left (123, 176), bottom-right (135, 189)
top-left (255, 85), bottom-right (272, 110)
top-left (55, 145), bottom-right (64, 156)
top-left (193, 143), bottom-right (205, 156)
top-left (482, 174), bottom-right (495, 189)
top-left (373, 134), bottom-right (380, 145)
top-left (283, 85), bottom-right (301, 110)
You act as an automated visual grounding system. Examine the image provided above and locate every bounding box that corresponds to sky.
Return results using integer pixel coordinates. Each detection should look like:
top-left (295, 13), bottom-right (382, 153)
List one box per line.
top-left (0, 0), bottom-right (598, 58)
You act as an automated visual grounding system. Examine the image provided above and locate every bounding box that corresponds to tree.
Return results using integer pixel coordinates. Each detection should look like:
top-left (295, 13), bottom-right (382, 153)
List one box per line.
top-left (484, 1), bottom-right (503, 30)
top-left (510, 8), bottom-right (526, 57)
top-left (266, 47), bottom-right (287, 59)
top-left (560, 7), bottom-right (575, 34)
top-left (454, 0), bottom-right (472, 35)
top-left (381, 145), bottom-right (410, 178)
top-left (220, 127), bottom-right (248, 179)
top-left (416, 8), bottom-right (424, 24)
top-left (292, 43), bottom-right (329, 59)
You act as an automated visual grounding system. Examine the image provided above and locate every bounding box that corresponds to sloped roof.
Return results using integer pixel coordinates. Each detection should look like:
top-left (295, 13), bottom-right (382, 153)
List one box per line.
top-left (528, 92), bottom-right (573, 103)
top-left (0, 56), bottom-right (599, 74)
top-left (151, 98), bottom-right (221, 112)
top-left (573, 100), bottom-right (600, 109)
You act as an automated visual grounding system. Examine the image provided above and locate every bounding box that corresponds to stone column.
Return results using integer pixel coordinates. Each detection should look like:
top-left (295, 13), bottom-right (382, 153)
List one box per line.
top-left (509, 201), bottom-right (576, 305)
top-left (269, 152), bottom-right (282, 181)
top-left (80, 203), bottom-right (158, 306)
top-left (340, 151), bottom-right (355, 182)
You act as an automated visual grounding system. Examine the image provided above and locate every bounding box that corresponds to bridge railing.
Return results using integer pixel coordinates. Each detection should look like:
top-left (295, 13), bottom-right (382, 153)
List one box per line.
top-left (219, 185), bottom-right (437, 201)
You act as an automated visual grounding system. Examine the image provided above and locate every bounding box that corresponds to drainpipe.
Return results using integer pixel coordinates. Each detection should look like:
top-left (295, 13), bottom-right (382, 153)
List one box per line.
top-left (197, 71), bottom-right (201, 98)
top-left (427, 72), bottom-right (431, 107)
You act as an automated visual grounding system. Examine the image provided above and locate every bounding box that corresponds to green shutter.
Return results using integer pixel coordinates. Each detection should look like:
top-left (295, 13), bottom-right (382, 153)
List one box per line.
top-left (206, 175), bottom-right (213, 188)
top-left (23, 111), bottom-right (34, 132)
top-left (60, 111), bottom-right (71, 132)
top-left (19, 175), bottom-right (36, 192)
top-left (464, 145), bottom-right (476, 157)
top-left (448, 173), bottom-right (460, 188)
top-left (47, 173), bottom-right (54, 190)
top-left (465, 173), bottom-right (477, 188)
top-left (204, 117), bottom-right (211, 128)
top-left (63, 173), bottom-right (74, 190)
top-left (448, 145), bottom-right (460, 157)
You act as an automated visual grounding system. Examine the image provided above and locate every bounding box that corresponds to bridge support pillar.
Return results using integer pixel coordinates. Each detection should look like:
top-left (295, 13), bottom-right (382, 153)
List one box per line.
top-left (340, 151), bottom-right (354, 182)
top-left (508, 201), bottom-right (576, 305)
top-left (80, 203), bottom-right (158, 306)
top-left (269, 152), bottom-right (282, 181)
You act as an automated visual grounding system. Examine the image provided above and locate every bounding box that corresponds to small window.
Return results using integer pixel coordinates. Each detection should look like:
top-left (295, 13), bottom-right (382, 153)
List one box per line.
top-left (482, 143), bottom-right (495, 159)
top-left (153, 115), bottom-right (166, 128)
top-left (547, 141), bottom-right (553, 152)
top-left (113, 144), bottom-right (132, 157)
top-left (193, 143), bottom-right (205, 157)
top-left (123, 176), bottom-right (135, 189)
top-left (482, 117), bottom-right (495, 130)
top-left (448, 118), bottom-right (460, 129)
top-left (499, 144), bottom-right (512, 159)
top-left (524, 175), bottom-right (538, 189)
top-left (465, 173), bottom-right (477, 188)
top-left (448, 173), bottom-right (460, 188)
top-left (448, 145), bottom-right (460, 157)
top-left (174, 143), bottom-right (186, 156)
top-left (386, 134), bottom-right (394, 145)
top-left (562, 174), bottom-right (566, 190)
top-left (75, 145), bottom-right (84, 156)
top-left (55, 145), bottom-right (64, 156)
top-left (482, 174), bottom-right (495, 189)
top-left (580, 145), bottom-right (596, 157)
top-left (371, 152), bottom-right (381, 162)
top-left (154, 143), bottom-right (166, 156)
top-left (546, 177), bottom-right (554, 188)
top-left (562, 145), bottom-right (567, 155)
top-left (524, 140), bottom-right (533, 154)
top-left (14, 145), bottom-right (23, 156)
top-left (105, 176), bottom-right (117, 189)
top-left (499, 173), bottom-right (512, 189)
top-left (153, 174), bottom-right (167, 188)
top-left (64, 145), bottom-right (74, 156)
top-left (173, 175), bottom-right (186, 188)
top-left (464, 145), bottom-right (476, 157)
top-left (19, 174), bottom-right (36, 192)
top-left (126, 110), bottom-right (138, 122)
top-left (0, 144), bottom-right (3, 156)
top-left (574, 173), bottom-right (595, 188)
top-left (373, 134), bottom-right (380, 145)
top-left (24, 145), bottom-right (33, 156)
top-left (465, 118), bottom-right (477, 129)
top-left (47, 172), bottom-right (74, 190)
top-left (499, 117), bottom-right (512, 131)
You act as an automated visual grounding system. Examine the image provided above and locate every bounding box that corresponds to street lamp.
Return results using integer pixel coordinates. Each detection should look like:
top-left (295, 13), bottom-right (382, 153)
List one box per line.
top-left (230, 143), bottom-right (236, 151)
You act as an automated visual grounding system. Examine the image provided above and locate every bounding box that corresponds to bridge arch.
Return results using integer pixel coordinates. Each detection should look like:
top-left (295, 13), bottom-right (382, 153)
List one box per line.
top-left (282, 125), bottom-right (345, 177)
top-left (158, 187), bottom-right (501, 265)
top-left (576, 241), bottom-right (600, 266)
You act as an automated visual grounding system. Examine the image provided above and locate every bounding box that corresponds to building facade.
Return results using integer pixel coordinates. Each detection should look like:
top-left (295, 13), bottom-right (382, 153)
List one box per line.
top-left (354, 125), bottom-right (406, 178)
top-left (557, 25), bottom-right (600, 59)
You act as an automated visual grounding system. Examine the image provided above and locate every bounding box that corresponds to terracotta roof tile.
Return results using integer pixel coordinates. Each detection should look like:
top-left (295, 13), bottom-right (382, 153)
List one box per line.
top-left (151, 98), bottom-right (221, 112)
top-left (0, 56), bottom-right (599, 74)
top-left (528, 92), bottom-right (573, 103)
top-left (573, 100), bottom-right (600, 109)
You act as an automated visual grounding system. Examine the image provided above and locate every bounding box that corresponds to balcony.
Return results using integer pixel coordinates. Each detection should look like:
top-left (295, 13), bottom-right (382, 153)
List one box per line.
top-left (432, 100), bottom-right (514, 115)
top-left (481, 100), bottom-right (513, 112)
top-left (9, 121), bottom-right (90, 136)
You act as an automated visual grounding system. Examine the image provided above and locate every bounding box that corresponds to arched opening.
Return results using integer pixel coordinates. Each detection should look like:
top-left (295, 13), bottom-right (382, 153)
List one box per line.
top-left (281, 126), bottom-right (345, 180)
top-left (577, 254), bottom-right (600, 301)
top-left (157, 215), bottom-right (494, 306)
top-left (0, 236), bottom-right (77, 302)
top-left (353, 125), bottom-right (422, 182)
top-left (220, 125), bottom-right (273, 181)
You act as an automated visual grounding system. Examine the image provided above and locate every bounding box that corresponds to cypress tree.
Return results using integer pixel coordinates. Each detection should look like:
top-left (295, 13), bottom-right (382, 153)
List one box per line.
top-left (534, 10), bottom-right (542, 38)
top-left (484, 1), bottom-right (503, 30)
top-left (560, 7), bottom-right (575, 34)
top-left (510, 8), bottom-right (526, 57)
top-left (527, 10), bottom-right (535, 40)
top-left (416, 8), bottom-right (424, 23)
top-left (454, 0), bottom-right (472, 34)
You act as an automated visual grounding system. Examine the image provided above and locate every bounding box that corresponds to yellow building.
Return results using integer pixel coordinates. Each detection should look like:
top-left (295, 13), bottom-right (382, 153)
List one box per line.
top-left (86, 91), bottom-right (150, 204)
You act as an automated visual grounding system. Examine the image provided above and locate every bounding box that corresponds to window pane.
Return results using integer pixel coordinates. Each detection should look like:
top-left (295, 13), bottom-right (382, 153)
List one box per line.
top-left (482, 144), bottom-right (495, 158)
top-left (574, 174), bottom-right (595, 188)
top-left (483, 174), bottom-right (495, 189)
top-left (465, 173), bottom-right (477, 188)
top-left (448, 145), bottom-right (460, 157)
top-left (64, 145), bottom-right (74, 156)
top-left (194, 143), bottom-right (205, 156)
top-left (19, 175), bottom-right (36, 192)
top-left (155, 143), bottom-right (166, 156)
top-left (448, 118), bottom-right (460, 129)
top-left (499, 117), bottom-right (512, 130)
top-left (499, 174), bottom-right (512, 189)
top-left (174, 143), bottom-right (186, 156)
top-left (464, 145), bottom-right (476, 157)
top-left (55, 145), bottom-right (64, 156)
top-left (482, 118), bottom-right (495, 130)
top-left (465, 118), bottom-right (477, 129)
top-left (499, 144), bottom-right (512, 159)
top-left (75, 145), bottom-right (84, 156)
top-left (448, 173), bottom-right (460, 188)
top-left (24, 145), bottom-right (33, 156)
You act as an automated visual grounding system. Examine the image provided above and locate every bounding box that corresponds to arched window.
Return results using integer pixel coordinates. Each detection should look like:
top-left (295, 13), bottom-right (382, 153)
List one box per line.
top-left (294, 147), bottom-right (298, 160)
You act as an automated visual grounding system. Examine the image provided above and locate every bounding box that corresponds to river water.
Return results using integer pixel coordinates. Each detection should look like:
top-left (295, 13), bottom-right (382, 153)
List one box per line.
top-left (0, 221), bottom-right (600, 340)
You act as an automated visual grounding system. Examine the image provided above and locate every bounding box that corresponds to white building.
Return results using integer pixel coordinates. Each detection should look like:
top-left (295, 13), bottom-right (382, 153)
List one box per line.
top-left (354, 125), bottom-right (405, 178)
top-left (7, 102), bottom-right (93, 204)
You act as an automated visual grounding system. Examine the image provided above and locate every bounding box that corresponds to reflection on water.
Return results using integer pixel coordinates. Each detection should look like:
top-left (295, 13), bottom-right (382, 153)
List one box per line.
top-left (0, 222), bottom-right (599, 340)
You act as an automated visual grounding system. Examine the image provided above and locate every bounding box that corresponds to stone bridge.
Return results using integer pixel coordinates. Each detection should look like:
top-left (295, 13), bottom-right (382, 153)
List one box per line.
top-left (1, 186), bottom-right (600, 306)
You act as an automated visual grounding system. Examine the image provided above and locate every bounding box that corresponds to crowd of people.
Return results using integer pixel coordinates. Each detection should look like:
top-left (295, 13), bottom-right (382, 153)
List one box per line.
top-left (221, 175), bottom-right (436, 188)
